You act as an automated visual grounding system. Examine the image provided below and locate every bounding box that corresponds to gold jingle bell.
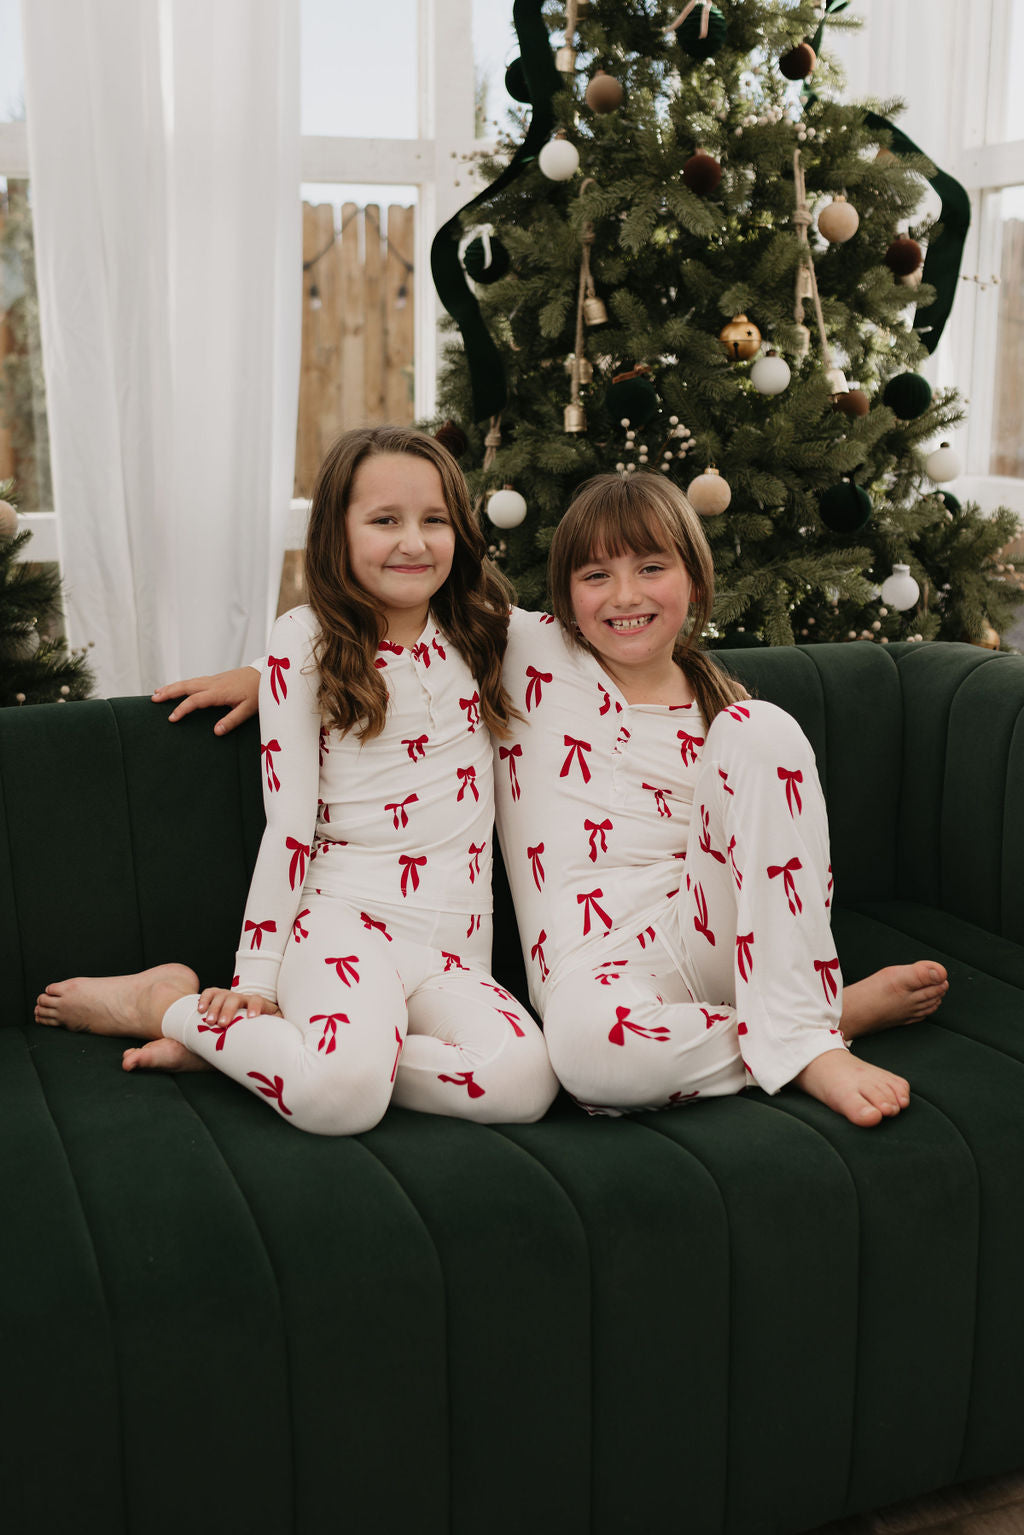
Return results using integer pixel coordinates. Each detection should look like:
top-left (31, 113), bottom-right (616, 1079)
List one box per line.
top-left (584, 294), bottom-right (609, 326)
top-left (564, 401), bottom-right (587, 434)
top-left (720, 314), bottom-right (762, 362)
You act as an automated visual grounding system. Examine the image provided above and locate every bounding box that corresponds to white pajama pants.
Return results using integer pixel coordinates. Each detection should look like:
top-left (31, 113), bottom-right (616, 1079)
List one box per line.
top-left (542, 700), bottom-right (848, 1115)
top-left (163, 895), bottom-right (558, 1135)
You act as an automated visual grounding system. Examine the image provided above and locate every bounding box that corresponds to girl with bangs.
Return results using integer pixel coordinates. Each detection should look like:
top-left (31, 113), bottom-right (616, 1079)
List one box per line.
top-left (71, 459), bottom-right (947, 1130)
top-left (35, 427), bottom-right (557, 1135)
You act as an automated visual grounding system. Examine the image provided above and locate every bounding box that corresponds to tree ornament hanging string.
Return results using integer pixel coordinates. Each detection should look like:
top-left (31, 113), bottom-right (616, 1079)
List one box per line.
top-left (430, 0), bottom-right (561, 420)
top-left (792, 149), bottom-right (837, 377)
top-left (665, 2), bottom-right (713, 39)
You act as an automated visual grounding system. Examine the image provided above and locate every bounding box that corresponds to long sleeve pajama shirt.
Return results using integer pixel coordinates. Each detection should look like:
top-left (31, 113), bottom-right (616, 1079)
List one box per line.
top-left (162, 605), bottom-right (557, 1134)
top-left (493, 609), bottom-right (846, 1115)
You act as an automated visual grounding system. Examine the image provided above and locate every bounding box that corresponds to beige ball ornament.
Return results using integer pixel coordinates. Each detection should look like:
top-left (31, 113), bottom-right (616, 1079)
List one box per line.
top-left (687, 467), bottom-right (732, 516)
top-left (0, 500), bottom-right (18, 540)
top-left (750, 351), bottom-right (791, 395)
top-left (719, 315), bottom-right (761, 362)
top-left (925, 442), bottom-right (962, 483)
top-left (817, 195), bottom-right (860, 244)
top-left (538, 132), bottom-right (580, 181)
top-left (486, 486), bottom-right (528, 529)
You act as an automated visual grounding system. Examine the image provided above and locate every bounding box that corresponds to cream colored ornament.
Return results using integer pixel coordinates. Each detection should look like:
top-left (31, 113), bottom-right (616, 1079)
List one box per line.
top-left (555, 45), bottom-right (577, 72)
top-left (539, 132), bottom-right (580, 181)
top-left (750, 351), bottom-right (791, 395)
top-left (879, 564), bottom-right (920, 611)
top-left (0, 499), bottom-right (18, 540)
top-left (687, 467), bottom-right (732, 516)
top-left (817, 195), bottom-right (859, 243)
top-left (564, 401), bottom-right (587, 433)
top-left (486, 486), bottom-right (528, 529)
top-left (925, 442), bottom-right (962, 483)
top-left (583, 294), bottom-right (608, 326)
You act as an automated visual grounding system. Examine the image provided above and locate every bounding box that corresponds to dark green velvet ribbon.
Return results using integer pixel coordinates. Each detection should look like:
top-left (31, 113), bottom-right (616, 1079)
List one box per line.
top-left (863, 112), bottom-right (970, 355)
top-left (429, 0), bottom-right (561, 421)
top-left (809, 0), bottom-right (849, 58)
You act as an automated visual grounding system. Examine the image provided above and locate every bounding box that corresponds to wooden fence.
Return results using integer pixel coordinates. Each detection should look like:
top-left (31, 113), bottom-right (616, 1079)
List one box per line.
top-left (294, 201), bottom-right (416, 497)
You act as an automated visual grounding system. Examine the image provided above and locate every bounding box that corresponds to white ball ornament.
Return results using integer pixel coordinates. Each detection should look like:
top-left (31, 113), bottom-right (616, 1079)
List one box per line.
top-left (879, 563), bottom-right (921, 611)
top-left (924, 442), bottom-right (962, 483)
top-left (687, 467), bottom-right (732, 516)
top-left (486, 486), bottom-right (527, 529)
top-left (0, 500), bottom-right (18, 540)
top-left (816, 195), bottom-right (859, 243)
top-left (538, 133), bottom-right (580, 181)
top-left (750, 351), bottom-right (792, 396)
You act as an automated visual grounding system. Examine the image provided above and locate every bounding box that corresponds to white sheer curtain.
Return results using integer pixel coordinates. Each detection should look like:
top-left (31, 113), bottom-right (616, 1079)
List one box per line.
top-left (22, 0), bottom-right (300, 696)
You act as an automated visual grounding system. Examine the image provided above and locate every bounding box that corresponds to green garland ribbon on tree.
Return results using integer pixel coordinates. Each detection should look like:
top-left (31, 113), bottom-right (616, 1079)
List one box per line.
top-left (429, 0), bottom-right (561, 421)
top-left (863, 111), bottom-right (971, 355)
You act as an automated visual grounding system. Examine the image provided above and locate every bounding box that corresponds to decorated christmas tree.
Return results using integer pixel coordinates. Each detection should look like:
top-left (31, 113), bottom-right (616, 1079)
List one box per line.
top-left (0, 484), bottom-right (94, 706)
top-left (432, 0), bottom-right (1020, 648)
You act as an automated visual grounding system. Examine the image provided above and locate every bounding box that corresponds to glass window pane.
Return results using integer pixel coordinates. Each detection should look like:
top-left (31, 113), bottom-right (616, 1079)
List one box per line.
top-left (301, 0), bottom-right (419, 139)
top-left (474, 0), bottom-right (518, 138)
top-left (0, 0), bottom-right (24, 124)
top-left (295, 185), bottom-right (417, 497)
top-left (1001, 2), bottom-right (1024, 141)
top-left (0, 177), bottom-right (52, 512)
top-left (990, 185), bottom-right (1024, 479)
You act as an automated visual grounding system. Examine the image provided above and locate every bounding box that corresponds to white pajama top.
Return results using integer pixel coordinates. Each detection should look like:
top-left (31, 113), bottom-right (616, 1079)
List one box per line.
top-left (496, 608), bottom-right (707, 1009)
top-left (235, 605), bottom-right (494, 1002)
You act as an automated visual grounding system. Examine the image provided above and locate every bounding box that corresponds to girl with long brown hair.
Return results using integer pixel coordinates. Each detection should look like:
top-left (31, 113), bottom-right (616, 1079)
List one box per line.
top-left (35, 427), bottom-right (557, 1134)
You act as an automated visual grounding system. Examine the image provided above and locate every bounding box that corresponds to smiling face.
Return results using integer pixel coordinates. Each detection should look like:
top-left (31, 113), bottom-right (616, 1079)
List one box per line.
top-left (569, 542), bottom-right (695, 685)
top-left (344, 453), bottom-right (456, 644)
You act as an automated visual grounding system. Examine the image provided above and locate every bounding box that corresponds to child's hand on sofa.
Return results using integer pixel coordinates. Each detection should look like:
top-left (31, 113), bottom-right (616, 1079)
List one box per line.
top-left (153, 667), bottom-right (260, 734)
top-left (198, 987), bottom-right (282, 1026)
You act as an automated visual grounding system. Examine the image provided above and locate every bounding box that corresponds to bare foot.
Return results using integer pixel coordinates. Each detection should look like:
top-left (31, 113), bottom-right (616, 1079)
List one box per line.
top-left (794, 1048), bottom-right (910, 1127)
top-left (34, 963), bottom-right (198, 1040)
top-left (123, 1037), bottom-right (211, 1073)
top-left (841, 961), bottom-right (948, 1039)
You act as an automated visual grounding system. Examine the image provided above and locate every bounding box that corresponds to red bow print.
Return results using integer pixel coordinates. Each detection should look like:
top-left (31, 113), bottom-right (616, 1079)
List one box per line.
top-left (317, 798), bottom-right (331, 823)
top-left (598, 683), bottom-right (612, 716)
top-left (531, 930), bottom-right (550, 980)
top-left (402, 734), bottom-right (428, 761)
top-left (497, 1008), bottom-right (526, 1038)
top-left (432, 635), bottom-right (446, 660)
top-left (643, 783), bottom-right (673, 818)
top-left (637, 925), bottom-right (656, 949)
top-left (391, 1026), bottom-right (403, 1083)
top-left (386, 793), bottom-right (418, 828)
top-left (267, 654), bottom-right (290, 703)
top-left (460, 692), bottom-right (481, 731)
top-left (700, 1008), bottom-right (730, 1030)
top-left (725, 704), bottom-right (751, 723)
top-left (325, 954), bottom-right (359, 986)
top-left (727, 836), bottom-right (743, 891)
top-left (245, 918), bottom-right (277, 951)
top-left (483, 981), bottom-right (514, 1001)
top-left (676, 729), bottom-right (705, 767)
top-left (814, 957), bottom-right (840, 1003)
top-left (456, 766), bottom-right (480, 802)
top-left (527, 842), bottom-right (545, 890)
top-left (311, 1012), bottom-right (350, 1055)
top-left (560, 735), bottom-right (593, 783)
top-left (442, 952), bottom-right (468, 971)
top-left (596, 960), bottom-right (628, 984)
top-left (718, 768), bottom-right (734, 796)
top-left (499, 744), bottom-right (522, 800)
top-left (437, 1070), bottom-right (485, 1098)
top-left (768, 857), bottom-right (803, 914)
top-left (375, 640), bottom-right (403, 669)
top-left (247, 1071), bottom-right (292, 1116)
top-left (778, 766), bottom-right (804, 817)
top-left (468, 842), bottom-right (485, 883)
top-left (286, 837), bottom-right (309, 891)
top-left (318, 725), bottom-right (330, 766)
top-left (525, 666), bottom-right (552, 712)
top-left (466, 914), bottom-right (481, 939)
top-left (608, 1006), bottom-right (671, 1046)
top-left (825, 863), bottom-right (833, 909)
top-left (197, 1015), bottom-right (239, 1052)
top-left (585, 818), bottom-right (612, 862)
top-left (667, 1089), bottom-right (699, 1105)
top-left (698, 804), bottom-right (727, 863)
top-left (360, 911), bottom-right (392, 942)
top-left (577, 887), bottom-right (612, 935)
top-left (411, 641), bottom-right (431, 667)
top-left (261, 739), bottom-right (281, 792)
top-left (292, 909), bottom-right (310, 943)
top-left (693, 883), bottom-right (716, 945)
top-left (399, 854), bottom-right (427, 896)
top-left (736, 932), bottom-right (754, 982)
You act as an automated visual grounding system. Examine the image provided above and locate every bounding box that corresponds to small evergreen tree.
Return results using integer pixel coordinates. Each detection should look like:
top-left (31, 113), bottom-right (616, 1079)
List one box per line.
top-left (434, 0), bottom-right (1020, 647)
top-left (0, 482), bottom-right (94, 706)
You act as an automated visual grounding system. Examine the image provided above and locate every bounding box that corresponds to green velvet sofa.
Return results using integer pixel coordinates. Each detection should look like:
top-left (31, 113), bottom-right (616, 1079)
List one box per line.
top-left (4, 638), bottom-right (1024, 1535)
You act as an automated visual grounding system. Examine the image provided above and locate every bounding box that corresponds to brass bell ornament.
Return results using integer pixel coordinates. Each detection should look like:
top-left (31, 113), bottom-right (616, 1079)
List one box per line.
top-left (719, 314), bottom-right (762, 361)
